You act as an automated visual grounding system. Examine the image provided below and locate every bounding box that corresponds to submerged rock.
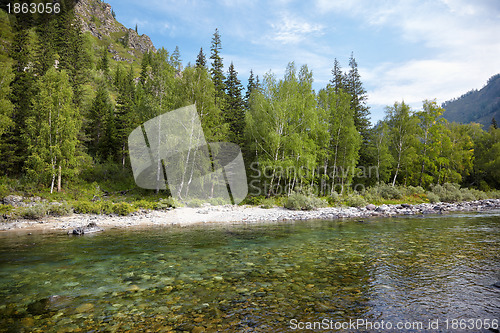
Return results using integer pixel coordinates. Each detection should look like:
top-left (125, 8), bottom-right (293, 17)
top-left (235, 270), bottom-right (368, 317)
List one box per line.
top-left (69, 222), bottom-right (103, 235)
top-left (27, 295), bottom-right (72, 315)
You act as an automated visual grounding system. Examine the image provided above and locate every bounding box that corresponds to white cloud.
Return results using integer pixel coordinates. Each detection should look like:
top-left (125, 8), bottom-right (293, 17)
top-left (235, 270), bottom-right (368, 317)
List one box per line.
top-left (268, 14), bottom-right (324, 44)
top-left (314, 0), bottom-right (500, 120)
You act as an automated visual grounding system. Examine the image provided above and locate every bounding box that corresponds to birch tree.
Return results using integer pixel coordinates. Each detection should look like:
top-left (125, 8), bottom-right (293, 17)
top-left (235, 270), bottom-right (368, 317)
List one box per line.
top-left (26, 68), bottom-right (80, 192)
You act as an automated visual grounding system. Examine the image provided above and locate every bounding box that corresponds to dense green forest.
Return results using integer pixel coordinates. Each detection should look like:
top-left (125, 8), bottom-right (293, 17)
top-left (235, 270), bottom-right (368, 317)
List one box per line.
top-left (0, 3), bottom-right (499, 213)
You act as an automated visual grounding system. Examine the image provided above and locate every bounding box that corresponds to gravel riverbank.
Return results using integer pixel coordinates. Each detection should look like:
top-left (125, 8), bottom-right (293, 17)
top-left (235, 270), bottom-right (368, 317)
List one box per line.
top-left (1, 199), bottom-right (499, 234)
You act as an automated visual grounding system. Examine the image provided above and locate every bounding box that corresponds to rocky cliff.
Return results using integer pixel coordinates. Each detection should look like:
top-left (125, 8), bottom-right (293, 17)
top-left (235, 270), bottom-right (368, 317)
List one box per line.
top-left (74, 0), bottom-right (156, 62)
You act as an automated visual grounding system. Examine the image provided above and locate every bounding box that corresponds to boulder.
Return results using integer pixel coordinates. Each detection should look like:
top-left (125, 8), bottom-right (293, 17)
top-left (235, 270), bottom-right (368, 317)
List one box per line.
top-left (366, 204), bottom-right (376, 211)
top-left (69, 222), bottom-right (103, 235)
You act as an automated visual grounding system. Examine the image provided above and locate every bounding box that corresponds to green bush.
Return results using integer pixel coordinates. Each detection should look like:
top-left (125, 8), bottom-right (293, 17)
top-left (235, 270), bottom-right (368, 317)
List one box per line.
top-left (47, 202), bottom-right (72, 216)
top-left (426, 192), bottom-right (440, 203)
top-left (241, 196), bottom-right (265, 206)
top-left (400, 186), bottom-right (425, 196)
top-left (429, 183), bottom-right (463, 202)
top-left (186, 199), bottom-right (205, 208)
top-left (326, 192), bottom-right (341, 206)
top-left (0, 204), bottom-right (13, 216)
top-left (99, 200), bottom-right (114, 214)
top-left (344, 194), bottom-right (368, 207)
top-left (72, 201), bottom-right (101, 214)
top-left (132, 199), bottom-right (157, 210)
top-left (19, 205), bottom-right (48, 220)
top-left (486, 190), bottom-right (500, 199)
top-left (260, 197), bottom-right (277, 209)
top-left (112, 202), bottom-right (135, 216)
top-left (157, 197), bottom-right (179, 209)
top-left (284, 192), bottom-right (327, 210)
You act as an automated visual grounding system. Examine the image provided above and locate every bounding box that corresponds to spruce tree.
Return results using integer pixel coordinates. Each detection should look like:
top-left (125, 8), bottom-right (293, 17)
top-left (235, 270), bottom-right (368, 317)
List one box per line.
top-left (210, 28), bottom-right (226, 109)
top-left (195, 47), bottom-right (206, 69)
top-left (245, 69), bottom-right (257, 108)
top-left (2, 19), bottom-right (37, 174)
top-left (346, 53), bottom-right (371, 138)
top-left (328, 58), bottom-right (345, 94)
top-left (225, 62), bottom-right (245, 144)
top-left (86, 83), bottom-right (115, 161)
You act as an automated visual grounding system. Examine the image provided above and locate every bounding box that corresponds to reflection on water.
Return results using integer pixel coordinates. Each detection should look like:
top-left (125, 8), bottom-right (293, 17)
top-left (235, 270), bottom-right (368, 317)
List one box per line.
top-left (0, 211), bottom-right (499, 332)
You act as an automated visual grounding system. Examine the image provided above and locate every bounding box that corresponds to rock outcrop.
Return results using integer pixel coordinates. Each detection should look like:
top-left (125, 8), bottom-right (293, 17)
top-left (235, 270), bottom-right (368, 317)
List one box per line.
top-left (74, 0), bottom-right (156, 58)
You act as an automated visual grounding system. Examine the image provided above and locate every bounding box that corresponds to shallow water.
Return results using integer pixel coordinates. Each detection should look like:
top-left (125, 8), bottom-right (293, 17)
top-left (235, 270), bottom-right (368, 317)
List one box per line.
top-left (0, 211), bottom-right (499, 332)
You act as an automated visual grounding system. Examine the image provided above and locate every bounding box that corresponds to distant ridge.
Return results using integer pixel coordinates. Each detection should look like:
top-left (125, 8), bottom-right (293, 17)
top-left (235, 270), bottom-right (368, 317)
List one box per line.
top-left (442, 74), bottom-right (500, 128)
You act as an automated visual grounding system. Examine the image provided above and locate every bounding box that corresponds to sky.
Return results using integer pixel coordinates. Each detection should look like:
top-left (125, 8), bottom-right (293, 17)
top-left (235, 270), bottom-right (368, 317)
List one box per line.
top-left (106, 0), bottom-right (500, 123)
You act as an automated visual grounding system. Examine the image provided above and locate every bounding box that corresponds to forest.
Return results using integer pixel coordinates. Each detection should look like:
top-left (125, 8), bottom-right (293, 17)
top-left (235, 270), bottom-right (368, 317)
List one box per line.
top-left (0, 3), bottom-right (499, 215)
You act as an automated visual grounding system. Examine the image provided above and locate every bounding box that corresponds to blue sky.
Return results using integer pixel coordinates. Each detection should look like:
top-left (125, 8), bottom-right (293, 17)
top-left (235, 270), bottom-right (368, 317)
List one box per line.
top-left (107, 0), bottom-right (500, 123)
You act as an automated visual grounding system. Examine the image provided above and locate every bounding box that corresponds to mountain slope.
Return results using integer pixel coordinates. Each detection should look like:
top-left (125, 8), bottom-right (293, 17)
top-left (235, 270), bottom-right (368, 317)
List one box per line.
top-left (75, 0), bottom-right (156, 63)
top-left (442, 74), bottom-right (500, 127)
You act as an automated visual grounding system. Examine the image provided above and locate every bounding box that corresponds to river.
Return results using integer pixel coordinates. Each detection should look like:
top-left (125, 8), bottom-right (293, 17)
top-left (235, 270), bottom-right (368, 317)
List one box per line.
top-left (1, 210), bottom-right (499, 332)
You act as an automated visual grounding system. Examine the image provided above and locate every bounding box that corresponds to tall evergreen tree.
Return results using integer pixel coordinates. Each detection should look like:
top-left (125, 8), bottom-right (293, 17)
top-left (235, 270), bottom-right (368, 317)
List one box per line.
top-left (2, 19), bottom-right (37, 174)
top-left (86, 83), bottom-right (115, 161)
top-left (328, 58), bottom-right (345, 94)
top-left (245, 69), bottom-right (257, 108)
top-left (171, 46), bottom-right (182, 71)
top-left (225, 62), bottom-right (245, 144)
top-left (346, 53), bottom-right (371, 137)
top-left (210, 28), bottom-right (226, 109)
top-left (195, 47), bottom-right (206, 69)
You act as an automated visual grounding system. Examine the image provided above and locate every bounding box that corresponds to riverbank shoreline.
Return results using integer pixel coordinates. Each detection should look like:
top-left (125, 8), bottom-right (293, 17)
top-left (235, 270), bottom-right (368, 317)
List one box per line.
top-left (1, 199), bottom-right (499, 234)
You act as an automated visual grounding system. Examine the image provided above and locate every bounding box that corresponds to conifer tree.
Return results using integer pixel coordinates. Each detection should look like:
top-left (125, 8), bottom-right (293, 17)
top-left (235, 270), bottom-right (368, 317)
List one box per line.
top-left (195, 47), bottom-right (206, 69)
top-left (2, 19), bottom-right (37, 174)
top-left (245, 69), bottom-right (257, 108)
top-left (210, 28), bottom-right (226, 109)
top-left (225, 62), bottom-right (245, 144)
top-left (346, 53), bottom-right (371, 137)
top-left (86, 83), bottom-right (115, 161)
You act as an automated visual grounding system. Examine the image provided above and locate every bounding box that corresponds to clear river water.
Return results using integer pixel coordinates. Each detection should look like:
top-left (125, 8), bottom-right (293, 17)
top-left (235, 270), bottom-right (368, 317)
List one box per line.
top-left (0, 210), bottom-right (499, 332)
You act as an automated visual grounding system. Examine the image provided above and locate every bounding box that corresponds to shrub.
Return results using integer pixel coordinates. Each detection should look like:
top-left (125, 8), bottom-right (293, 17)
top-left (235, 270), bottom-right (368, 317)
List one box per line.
top-left (47, 202), bottom-right (72, 216)
top-left (260, 197), bottom-right (276, 209)
top-left (133, 199), bottom-right (157, 210)
top-left (242, 196), bottom-right (265, 206)
top-left (72, 201), bottom-right (101, 214)
top-left (112, 202), bottom-right (135, 216)
top-left (0, 204), bottom-right (13, 216)
top-left (400, 186), bottom-right (425, 196)
top-left (326, 192), bottom-right (341, 206)
top-left (19, 205), bottom-right (48, 220)
top-left (378, 183), bottom-right (402, 199)
top-left (429, 183), bottom-right (462, 202)
top-left (186, 199), bottom-right (205, 208)
top-left (344, 194), bottom-right (367, 207)
top-left (426, 192), bottom-right (440, 203)
top-left (99, 200), bottom-right (114, 214)
top-left (284, 192), bottom-right (327, 210)
top-left (157, 197), bottom-right (179, 209)
top-left (486, 190), bottom-right (500, 199)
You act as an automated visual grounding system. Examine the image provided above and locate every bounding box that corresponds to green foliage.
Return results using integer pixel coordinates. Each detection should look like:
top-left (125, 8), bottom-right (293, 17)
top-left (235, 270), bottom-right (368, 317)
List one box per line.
top-left (186, 199), bottom-right (205, 208)
top-left (25, 68), bottom-right (81, 192)
top-left (343, 193), bottom-right (368, 207)
top-left (112, 202), bottom-right (134, 216)
top-left (284, 192), bottom-right (327, 211)
top-left (157, 197), bottom-right (179, 209)
top-left (426, 192), bottom-right (440, 203)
